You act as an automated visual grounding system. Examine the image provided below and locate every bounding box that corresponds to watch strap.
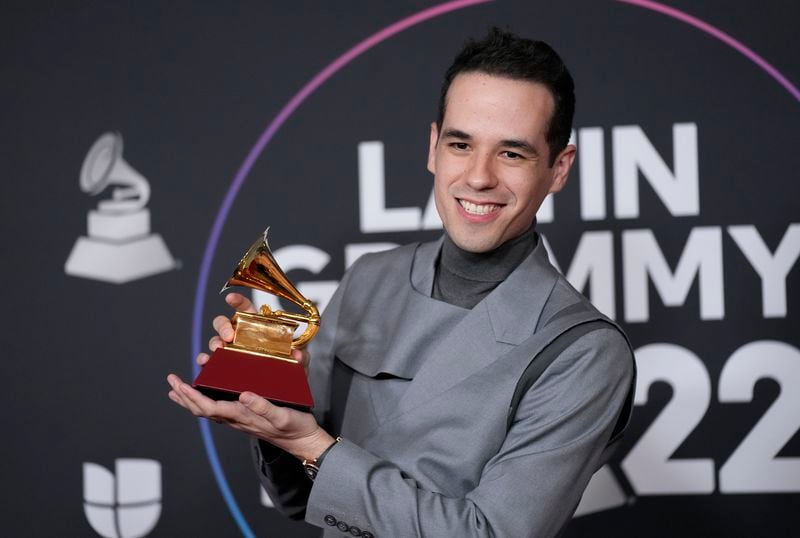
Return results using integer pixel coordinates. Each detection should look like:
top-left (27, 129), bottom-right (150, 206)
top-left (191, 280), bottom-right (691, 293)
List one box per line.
top-left (302, 436), bottom-right (342, 481)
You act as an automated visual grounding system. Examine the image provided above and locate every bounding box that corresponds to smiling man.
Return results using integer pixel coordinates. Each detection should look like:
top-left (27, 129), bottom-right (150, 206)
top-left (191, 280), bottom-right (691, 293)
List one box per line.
top-left (429, 73), bottom-right (571, 254)
top-left (168, 28), bottom-right (635, 537)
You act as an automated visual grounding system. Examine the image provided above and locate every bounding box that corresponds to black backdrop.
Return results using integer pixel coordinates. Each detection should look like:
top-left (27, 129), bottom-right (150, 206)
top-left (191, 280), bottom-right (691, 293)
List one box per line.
top-left (3, 1), bottom-right (798, 537)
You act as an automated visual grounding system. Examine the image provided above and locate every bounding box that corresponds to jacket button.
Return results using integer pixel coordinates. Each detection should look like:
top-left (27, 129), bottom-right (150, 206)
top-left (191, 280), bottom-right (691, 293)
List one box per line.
top-left (361, 532), bottom-right (374, 538)
top-left (337, 521), bottom-right (349, 532)
top-left (349, 526), bottom-right (361, 536)
top-left (324, 515), bottom-right (337, 526)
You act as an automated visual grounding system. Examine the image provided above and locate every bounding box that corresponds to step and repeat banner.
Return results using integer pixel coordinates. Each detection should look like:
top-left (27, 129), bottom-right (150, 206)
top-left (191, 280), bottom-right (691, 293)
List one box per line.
top-left (3, 1), bottom-right (798, 537)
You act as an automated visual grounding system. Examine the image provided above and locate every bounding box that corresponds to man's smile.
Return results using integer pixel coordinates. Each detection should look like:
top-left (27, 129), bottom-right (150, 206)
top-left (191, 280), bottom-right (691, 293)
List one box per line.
top-left (457, 198), bottom-right (503, 217)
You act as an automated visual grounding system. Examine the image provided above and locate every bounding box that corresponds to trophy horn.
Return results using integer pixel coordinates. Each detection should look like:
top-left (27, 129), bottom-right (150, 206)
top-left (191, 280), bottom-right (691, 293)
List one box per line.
top-left (222, 227), bottom-right (320, 348)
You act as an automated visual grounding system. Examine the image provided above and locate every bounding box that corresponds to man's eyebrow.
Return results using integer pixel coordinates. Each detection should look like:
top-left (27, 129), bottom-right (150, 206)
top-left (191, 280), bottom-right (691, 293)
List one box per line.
top-left (501, 139), bottom-right (539, 156)
top-left (441, 128), bottom-right (471, 140)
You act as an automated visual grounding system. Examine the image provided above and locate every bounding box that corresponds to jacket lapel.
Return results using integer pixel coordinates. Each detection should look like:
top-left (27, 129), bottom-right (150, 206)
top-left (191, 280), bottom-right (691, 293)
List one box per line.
top-left (382, 238), bottom-right (560, 423)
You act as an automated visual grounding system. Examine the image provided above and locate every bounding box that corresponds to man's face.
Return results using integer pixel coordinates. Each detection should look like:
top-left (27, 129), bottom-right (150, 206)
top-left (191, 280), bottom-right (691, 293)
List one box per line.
top-left (428, 72), bottom-right (575, 253)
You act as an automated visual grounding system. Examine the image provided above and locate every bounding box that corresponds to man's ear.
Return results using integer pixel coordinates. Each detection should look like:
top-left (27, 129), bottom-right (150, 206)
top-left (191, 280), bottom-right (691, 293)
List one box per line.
top-left (548, 143), bottom-right (577, 194)
top-left (427, 122), bottom-right (439, 174)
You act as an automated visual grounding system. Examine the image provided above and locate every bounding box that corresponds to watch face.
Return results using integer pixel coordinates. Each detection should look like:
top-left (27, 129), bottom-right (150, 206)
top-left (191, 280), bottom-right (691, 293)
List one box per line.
top-left (303, 464), bottom-right (319, 481)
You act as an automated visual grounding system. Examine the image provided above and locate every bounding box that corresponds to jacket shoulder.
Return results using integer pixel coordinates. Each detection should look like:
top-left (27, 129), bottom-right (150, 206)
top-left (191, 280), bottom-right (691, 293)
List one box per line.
top-left (347, 242), bottom-right (418, 275)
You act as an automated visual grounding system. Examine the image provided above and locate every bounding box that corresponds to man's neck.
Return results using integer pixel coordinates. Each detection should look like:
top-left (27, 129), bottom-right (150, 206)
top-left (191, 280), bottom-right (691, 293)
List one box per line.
top-left (433, 225), bottom-right (537, 309)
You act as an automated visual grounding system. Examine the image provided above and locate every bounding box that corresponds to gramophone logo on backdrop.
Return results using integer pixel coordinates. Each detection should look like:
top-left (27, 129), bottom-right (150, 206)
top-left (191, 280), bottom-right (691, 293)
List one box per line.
top-left (65, 132), bottom-right (176, 283)
top-left (83, 458), bottom-right (162, 538)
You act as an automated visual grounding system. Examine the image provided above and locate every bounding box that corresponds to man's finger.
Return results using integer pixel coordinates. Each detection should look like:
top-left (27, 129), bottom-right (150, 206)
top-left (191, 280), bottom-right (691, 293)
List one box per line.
top-left (167, 375), bottom-right (204, 416)
top-left (292, 349), bottom-right (310, 375)
top-left (212, 316), bottom-right (235, 342)
top-left (292, 348), bottom-right (309, 366)
top-left (208, 335), bottom-right (225, 351)
top-left (168, 389), bottom-right (189, 409)
top-left (167, 374), bottom-right (242, 424)
top-left (206, 400), bottom-right (252, 425)
top-left (196, 352), bottom-right (210, 366)
top-left (239, 391), bottom-right (276, 419)
top-left (174, 378), bottom-right (232, 419)
top-left (226, 292), bottom-right (257, 313)
top-left (169, 383), bottom-right (204, 416)
top-left (167, 373), bottom-right (185, 389)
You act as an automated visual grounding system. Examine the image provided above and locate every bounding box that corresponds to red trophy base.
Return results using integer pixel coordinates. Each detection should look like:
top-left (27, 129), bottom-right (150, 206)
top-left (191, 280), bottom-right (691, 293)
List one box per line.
top-left (193, 347), bottom-right (314, 409)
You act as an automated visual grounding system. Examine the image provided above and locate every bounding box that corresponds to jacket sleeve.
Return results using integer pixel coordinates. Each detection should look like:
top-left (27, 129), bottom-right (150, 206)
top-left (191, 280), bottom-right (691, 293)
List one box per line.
top-left (303, 327), bottom-right (634, 537)
top-left (251, 260), bottom-right (356, 520)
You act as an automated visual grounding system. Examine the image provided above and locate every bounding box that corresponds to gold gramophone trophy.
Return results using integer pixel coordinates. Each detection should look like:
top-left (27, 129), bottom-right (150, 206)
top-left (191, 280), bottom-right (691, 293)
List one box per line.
top-left (193, 228), bottom-right (320, 408)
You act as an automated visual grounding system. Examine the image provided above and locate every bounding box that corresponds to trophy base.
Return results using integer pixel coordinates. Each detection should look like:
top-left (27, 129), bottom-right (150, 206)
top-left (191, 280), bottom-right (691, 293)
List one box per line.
top-left (193, 347), bottom-right (314, 409)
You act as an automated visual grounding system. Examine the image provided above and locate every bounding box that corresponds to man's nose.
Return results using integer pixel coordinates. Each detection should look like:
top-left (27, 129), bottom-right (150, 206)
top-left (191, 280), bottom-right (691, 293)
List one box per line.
top-left (463, 153), bottom-right (497, 190)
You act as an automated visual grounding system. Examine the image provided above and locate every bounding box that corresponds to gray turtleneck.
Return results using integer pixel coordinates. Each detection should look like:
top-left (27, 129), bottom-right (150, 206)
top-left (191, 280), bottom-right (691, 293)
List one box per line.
top-left (432, 226), bottom-right (538, 309)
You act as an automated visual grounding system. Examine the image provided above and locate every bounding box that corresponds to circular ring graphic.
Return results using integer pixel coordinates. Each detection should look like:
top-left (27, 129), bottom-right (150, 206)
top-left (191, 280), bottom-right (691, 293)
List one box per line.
top-left (618, 0), bottom-right (799, 101)
top-left (191, 2), bottom-right (799, 536)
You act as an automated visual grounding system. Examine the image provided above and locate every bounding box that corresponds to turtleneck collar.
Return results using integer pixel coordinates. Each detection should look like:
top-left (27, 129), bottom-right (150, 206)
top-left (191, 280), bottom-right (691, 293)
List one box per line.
top-left (432, 224), bottom-right (538, 309)
top-left (439, 224), bottom-right (538, 283)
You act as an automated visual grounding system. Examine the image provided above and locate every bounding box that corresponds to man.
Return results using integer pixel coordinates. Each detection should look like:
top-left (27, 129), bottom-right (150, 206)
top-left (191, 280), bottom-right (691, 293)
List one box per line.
top-left (168, 28), bottom-right (634, 537)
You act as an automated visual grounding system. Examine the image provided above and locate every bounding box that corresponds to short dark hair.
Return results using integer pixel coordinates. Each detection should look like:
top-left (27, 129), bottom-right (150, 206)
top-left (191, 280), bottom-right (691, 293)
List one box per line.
top-left (437, 27), bottom-right (575, 166)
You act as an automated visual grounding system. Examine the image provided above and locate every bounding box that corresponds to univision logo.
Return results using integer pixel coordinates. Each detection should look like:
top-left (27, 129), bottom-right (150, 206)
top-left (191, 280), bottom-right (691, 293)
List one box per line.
top-left (83, 459), bottom-right (161, 538)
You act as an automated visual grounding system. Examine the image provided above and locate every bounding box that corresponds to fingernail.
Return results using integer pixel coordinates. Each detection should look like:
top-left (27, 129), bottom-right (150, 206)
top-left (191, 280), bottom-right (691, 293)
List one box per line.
top-left (223, 329), bottom-right (234, 340)
top-left (240, 393), bottom-right (253, 404)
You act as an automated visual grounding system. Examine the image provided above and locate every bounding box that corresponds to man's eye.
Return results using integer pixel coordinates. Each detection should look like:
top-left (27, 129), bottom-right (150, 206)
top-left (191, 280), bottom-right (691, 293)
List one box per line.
top-left (450, 142), bottom-right (469, 151)
top-left (503, 151), bottom-right (523, 160)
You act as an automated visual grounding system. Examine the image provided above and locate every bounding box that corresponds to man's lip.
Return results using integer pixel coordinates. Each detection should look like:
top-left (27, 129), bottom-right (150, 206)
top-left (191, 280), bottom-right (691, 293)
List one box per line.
top-left (456, 197), bottom-right (505, 206)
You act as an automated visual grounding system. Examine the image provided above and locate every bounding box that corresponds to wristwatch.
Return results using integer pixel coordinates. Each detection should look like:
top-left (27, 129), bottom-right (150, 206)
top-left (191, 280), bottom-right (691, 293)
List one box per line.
top-left (302, 436), bottom-right (342, 481)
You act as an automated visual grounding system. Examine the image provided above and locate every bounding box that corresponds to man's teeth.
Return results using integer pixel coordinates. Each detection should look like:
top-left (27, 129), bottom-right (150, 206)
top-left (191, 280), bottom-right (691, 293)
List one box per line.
top-left (459, 200), bottom-right (499, 215)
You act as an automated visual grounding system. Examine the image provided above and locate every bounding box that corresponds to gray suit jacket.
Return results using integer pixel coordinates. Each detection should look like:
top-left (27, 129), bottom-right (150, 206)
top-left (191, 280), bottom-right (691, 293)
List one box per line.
top-left (254, 236), bottom-right (634, 538)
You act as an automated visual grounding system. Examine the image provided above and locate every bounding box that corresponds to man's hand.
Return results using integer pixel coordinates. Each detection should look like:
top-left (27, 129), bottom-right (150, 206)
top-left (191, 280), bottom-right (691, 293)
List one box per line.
top-left (168, 291), bottom-right (327, 461)
top-left (167, 374), bottom-right (334, 461)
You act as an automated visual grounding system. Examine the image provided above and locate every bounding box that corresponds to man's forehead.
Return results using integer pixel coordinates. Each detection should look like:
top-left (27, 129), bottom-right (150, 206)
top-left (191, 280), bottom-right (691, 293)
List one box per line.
top-left (441, 72), bottom-right (555, 139)
top-left (445, 72), bottom-right (553, 111)
top-left (447, 71), bottom-right (553, 98)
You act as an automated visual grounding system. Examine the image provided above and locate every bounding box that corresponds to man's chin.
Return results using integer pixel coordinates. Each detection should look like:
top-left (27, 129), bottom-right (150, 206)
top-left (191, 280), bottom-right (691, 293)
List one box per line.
top-left (447, 232), bottom-right (501, 254)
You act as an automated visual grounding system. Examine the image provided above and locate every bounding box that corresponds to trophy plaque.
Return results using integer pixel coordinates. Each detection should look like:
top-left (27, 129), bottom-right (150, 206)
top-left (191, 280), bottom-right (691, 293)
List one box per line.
top-left (193, 228), bottom-right (320, 409)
